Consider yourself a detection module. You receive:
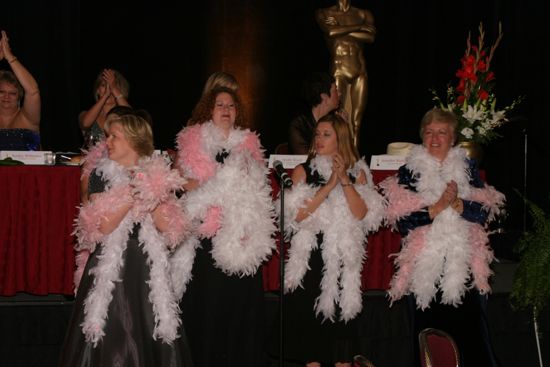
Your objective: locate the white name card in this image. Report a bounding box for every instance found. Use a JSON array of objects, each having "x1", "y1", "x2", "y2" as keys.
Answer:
[
  {"x1": 0, "y1": 151, "x2": 52, "y2": 165},
  {"x1": 370, "y1": 154, "x2": 406, "y2": 170},
  {"x1": 268, "y1": 154, "x2": 308, "y2": 169}
]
